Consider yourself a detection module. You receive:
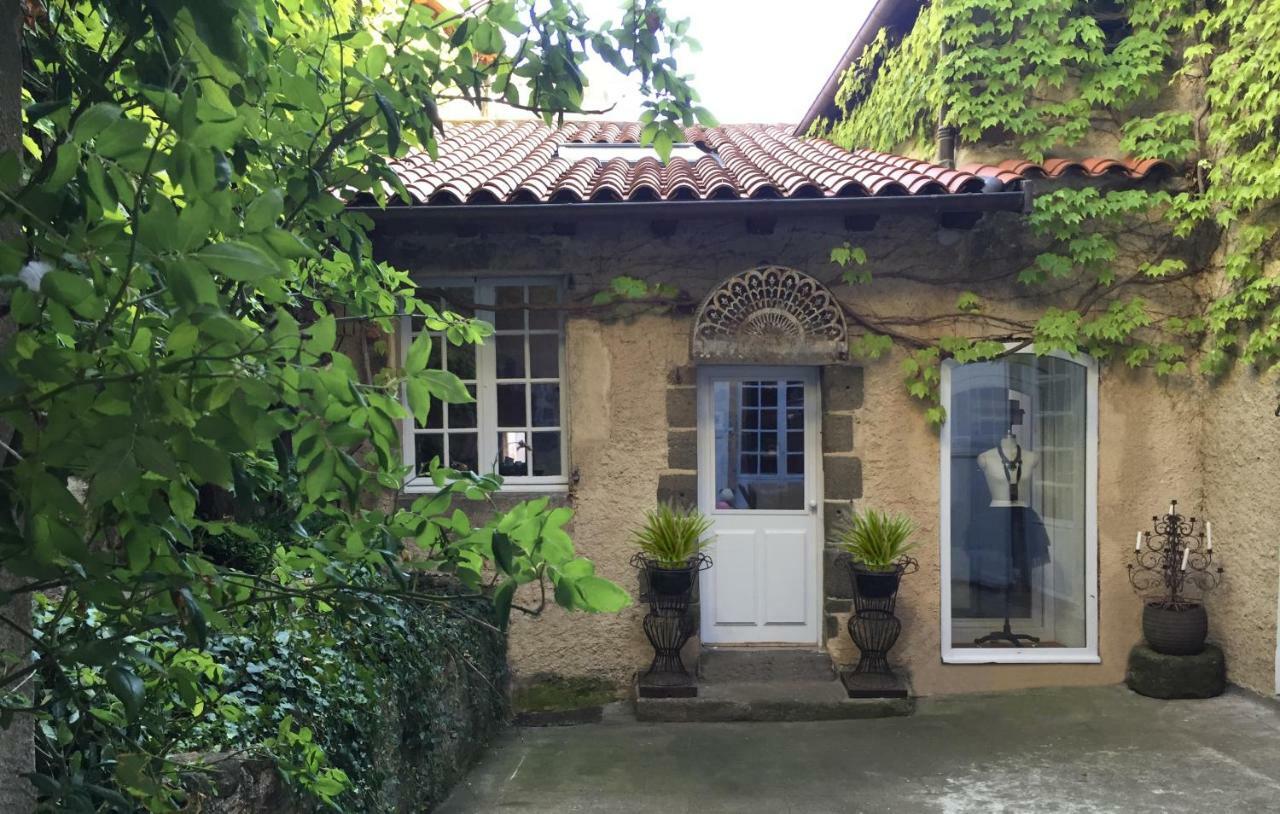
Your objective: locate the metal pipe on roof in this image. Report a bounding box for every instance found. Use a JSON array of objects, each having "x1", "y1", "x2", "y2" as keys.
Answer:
[{"x1": 936, "y1": 31, "x2": 956, "y2": 168}]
